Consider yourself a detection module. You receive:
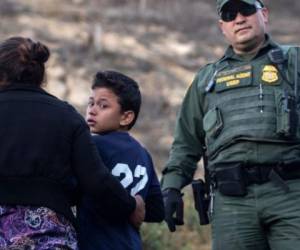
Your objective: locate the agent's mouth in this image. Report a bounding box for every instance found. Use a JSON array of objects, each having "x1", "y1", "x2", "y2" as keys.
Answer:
[{"x1": 235, "y1": 26, "x2": 251, "y2": 34}]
